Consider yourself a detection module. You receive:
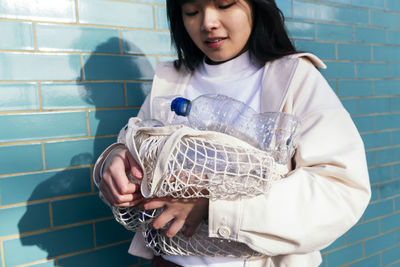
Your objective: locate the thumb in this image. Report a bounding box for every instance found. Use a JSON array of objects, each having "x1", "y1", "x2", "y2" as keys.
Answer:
[{"x1": 125, "y1": 149, "x2": 143, "y2": 180}]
